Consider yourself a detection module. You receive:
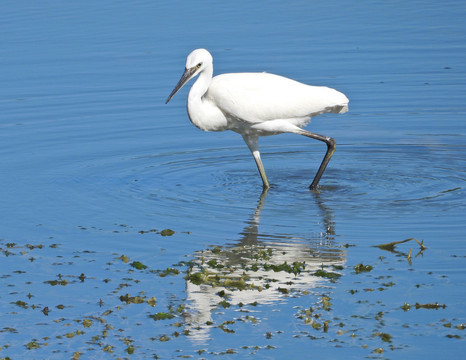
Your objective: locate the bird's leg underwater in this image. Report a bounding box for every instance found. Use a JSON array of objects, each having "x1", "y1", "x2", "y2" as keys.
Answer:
[
  {"x1": 242, "y1": 135, "x2": 270, "y2": 190},
  {"x1": 299, "y1": 130, "x2": 336, "y2": 190}
]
